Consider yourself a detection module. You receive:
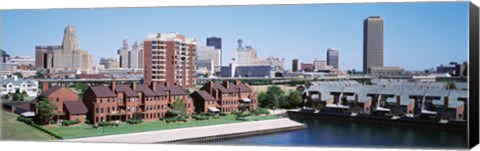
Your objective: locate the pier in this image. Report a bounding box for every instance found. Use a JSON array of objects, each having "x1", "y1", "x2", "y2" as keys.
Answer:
[{"x1": 63, "y1": 118, "x2": 306, "y2": 143}]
